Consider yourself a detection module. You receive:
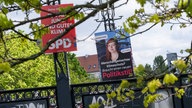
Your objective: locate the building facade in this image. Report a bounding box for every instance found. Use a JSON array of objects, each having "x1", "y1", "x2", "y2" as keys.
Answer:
[{"x1": 77, "y1": 54, "x2": 101, "y2": 81}]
